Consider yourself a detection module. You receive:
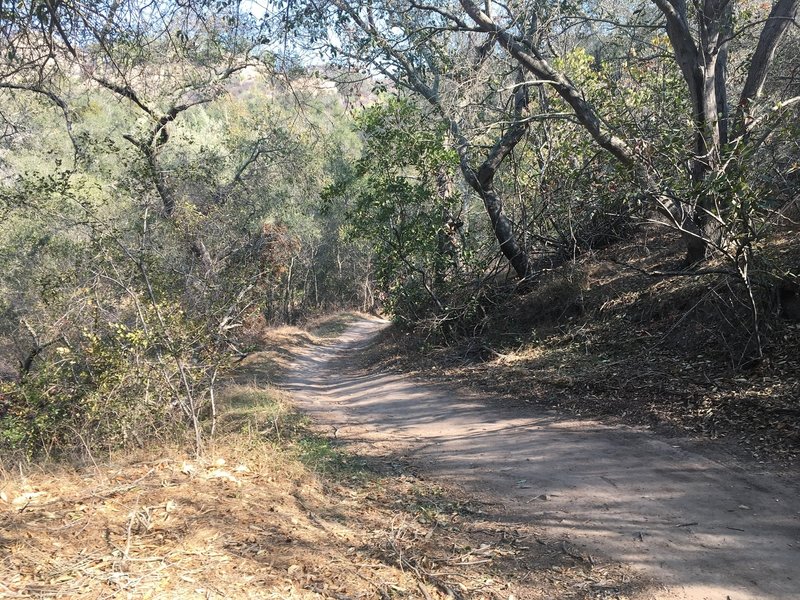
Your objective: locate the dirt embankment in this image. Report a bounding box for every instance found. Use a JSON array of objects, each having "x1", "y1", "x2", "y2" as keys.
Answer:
[{"x1": 365, "y1": 230, "x2": 800, "y2": 469}]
